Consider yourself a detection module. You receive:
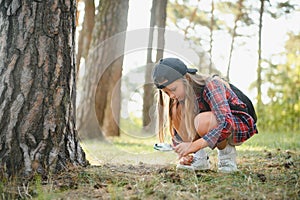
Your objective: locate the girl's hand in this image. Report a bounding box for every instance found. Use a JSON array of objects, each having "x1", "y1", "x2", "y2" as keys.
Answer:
[
  {"x1": 174, "y1": 142, "x2": 193, "y2": 158},
  {"x1": 179, "y1": 155, "x2": 193, "y2": 165}
]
